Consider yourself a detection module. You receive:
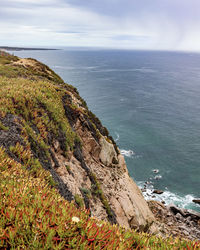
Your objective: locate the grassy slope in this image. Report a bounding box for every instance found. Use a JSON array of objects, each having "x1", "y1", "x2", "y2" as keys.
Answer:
[{"x1": 0, "y1": 52, "x2": 199, "y2": 249}]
